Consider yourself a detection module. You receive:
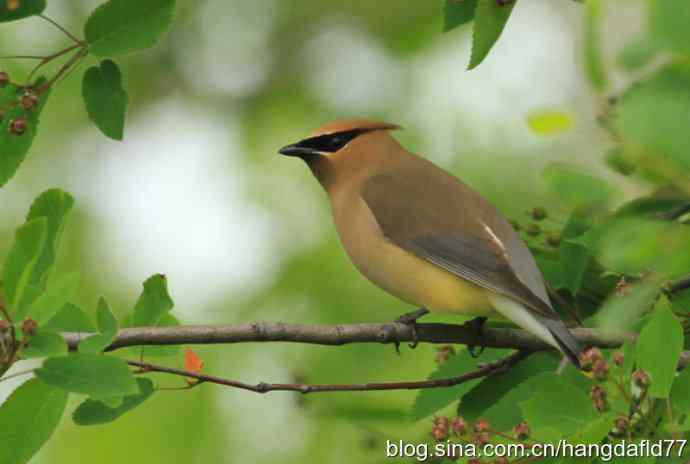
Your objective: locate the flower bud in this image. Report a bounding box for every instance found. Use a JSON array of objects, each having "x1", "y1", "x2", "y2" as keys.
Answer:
[
  {"x1": 451, "y1": 416, "x2": 467, "y2": 436},
  {"x1": 20, "y1": 93, "x2": 38, "y2": 111},
  {"x1": 473, "y1": 418, "x2": 491, "y2": 433},
  {"x1": 612, "y1": 351, "x2": 625, "y2": 367},
  {"x1": 593, "y1": 359, "x2": 609, "y2": 381},
  {"x1": 21, "y1": 318, "x2": 37, "y2": 336},
  {"x1": 530, "y1": 207, "x2": 547, "y2": 221},
  {"x1": 632, "y1": 369, "x2": 650, "y2": 389},
  {"x1": 513, "y1": 421, "x2": 530, "y2": 440},
  {"x1": 9, "y1": 117, "x2": 27, "y2": 135}
]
